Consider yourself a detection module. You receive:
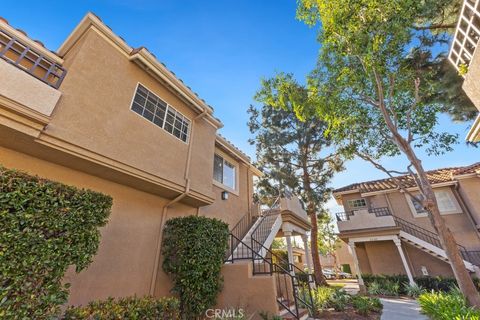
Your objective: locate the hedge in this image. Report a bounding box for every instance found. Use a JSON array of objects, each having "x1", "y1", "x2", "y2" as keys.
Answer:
[
  {"x1": 63, "y1": 296, "x2": 180, "y2": 319},
  {"x1": 362, "y1": 274, "x2": 480, "y2": 294},
  {"x1": 162, "y1": 216, "x2": 229, "y2": 319},
  {"x1": 0, "y1": 167, "x2": 112, "y2": 319}
]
